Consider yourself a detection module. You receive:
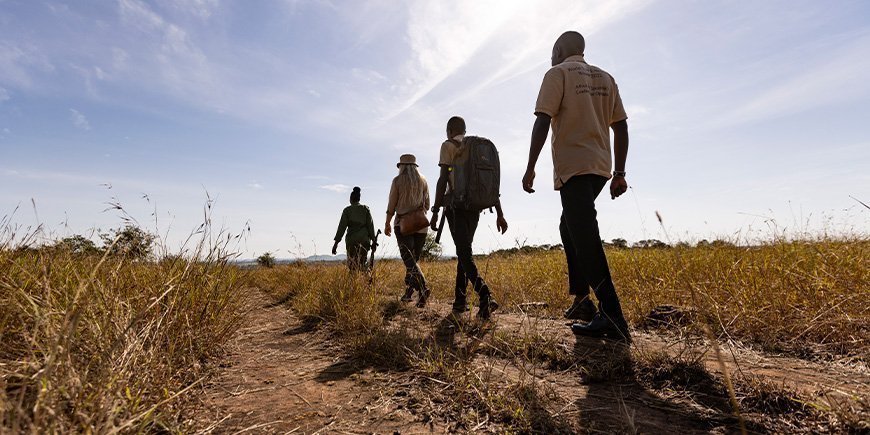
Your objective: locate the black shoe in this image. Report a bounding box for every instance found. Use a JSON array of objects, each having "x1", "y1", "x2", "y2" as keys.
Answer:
[
  {"x1": 477, "y1": 293, "x2": 498, "y2": 320},
  {"x1": 564, "y1": 296, "x2": 596, "y2": 322},
  {"x1": 400, "y1": 287, "x2": 414, "y2": 303},
  {"x1": 416, "y1": 288, "x2": 430, "y2": 308},
  {"x1": 451, "y1": 300, "x2": 468, "y2": 314},
  {"x1": 571, "y1": 314, "x2": 631, "y2": 342}
]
